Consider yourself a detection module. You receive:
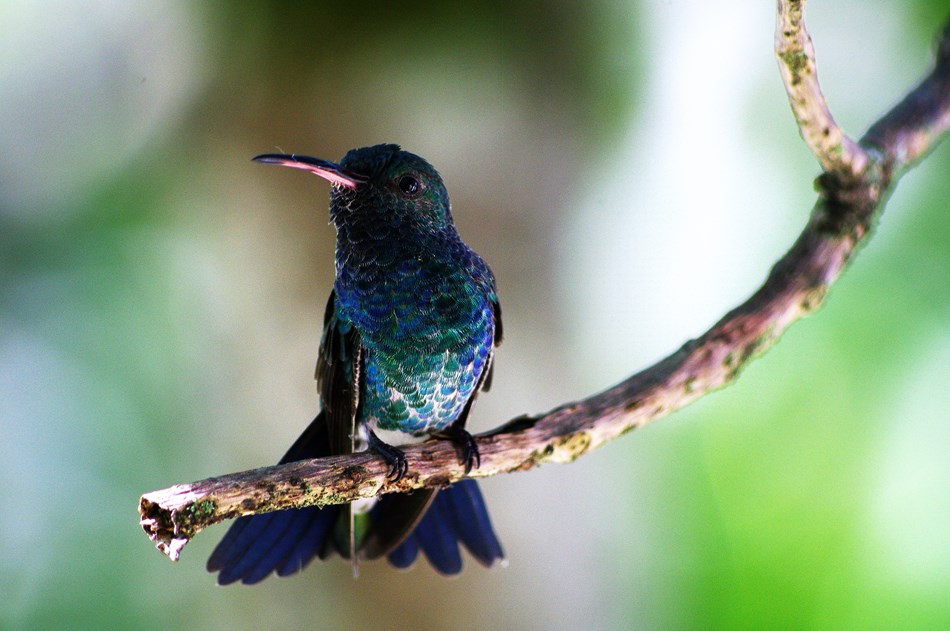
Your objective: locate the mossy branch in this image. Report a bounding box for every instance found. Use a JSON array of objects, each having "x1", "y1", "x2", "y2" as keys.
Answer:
[{"x1": 140, "y1": 3, "x2": 950, "y2": 562}]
